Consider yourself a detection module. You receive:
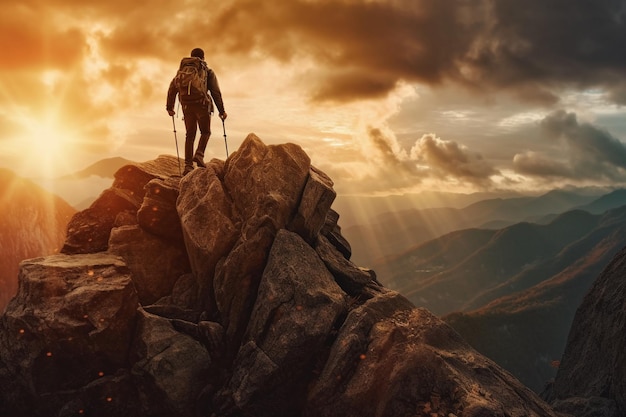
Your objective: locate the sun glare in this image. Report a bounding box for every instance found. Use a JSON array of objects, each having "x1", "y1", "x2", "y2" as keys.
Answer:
[{"x1": 16, "y1": 112, "x2": 76, "y2": 178}]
